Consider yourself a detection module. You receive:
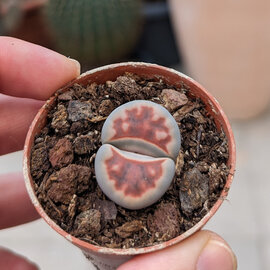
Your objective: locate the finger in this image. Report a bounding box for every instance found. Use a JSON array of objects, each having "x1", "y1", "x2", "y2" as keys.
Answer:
[
  {"x1": 0, "y1": 95, "x2": 43, "y2": 156},
  {"x1": 0, "y1": 36, "x2": 80, "y2": 100},
  {"x1": 0, "y1": 247, "x2": 38, "y2": 270},
  {"x1": 0, "y1": 173, "x2": 39, "y2": 230},
  {"x1": 118, "y1": 230, "x2": 237, "y2": 270}
]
